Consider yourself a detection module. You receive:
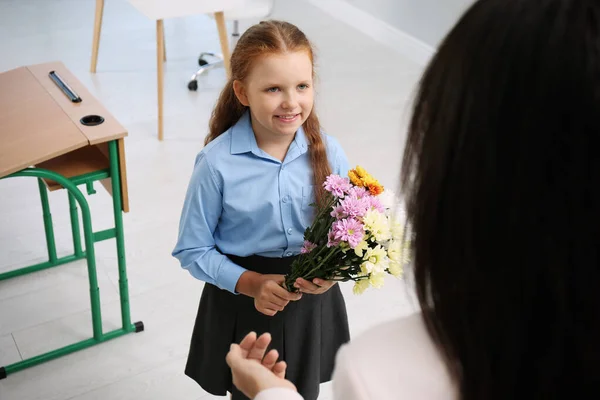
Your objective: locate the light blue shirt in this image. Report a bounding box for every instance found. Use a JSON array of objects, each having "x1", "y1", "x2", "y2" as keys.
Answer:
[{"x1": 172, "y1": 112, "x2": 350, "y2": 294}]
